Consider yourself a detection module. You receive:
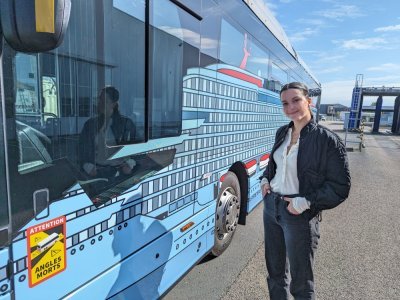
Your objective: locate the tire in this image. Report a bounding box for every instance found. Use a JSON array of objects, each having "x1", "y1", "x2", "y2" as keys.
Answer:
[{"x1": 211, "y1": 171, "x2": 241, "y2": 256}]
